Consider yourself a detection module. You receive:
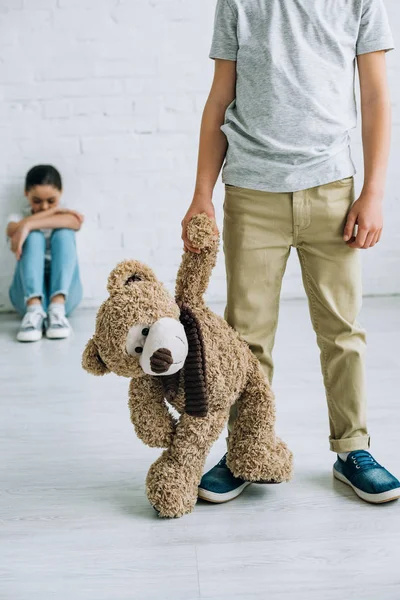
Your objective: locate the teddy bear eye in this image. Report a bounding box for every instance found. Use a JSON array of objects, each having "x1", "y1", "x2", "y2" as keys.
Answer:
[
  {"x1": 125, "y1": 274, "x2": 142, "y2": 285},
  {"x1": 142, "y1": 328, "x2": 149, "y2": 336},
  {"x1": 135, "y1": 347, "x2": 143, "y2": 354}
]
